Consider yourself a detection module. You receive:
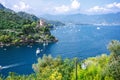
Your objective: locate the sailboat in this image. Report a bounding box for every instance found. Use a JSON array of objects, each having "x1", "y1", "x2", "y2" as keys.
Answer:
[{"x1": 36, "y1": 48, "x2": 40, "y2": 54}]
